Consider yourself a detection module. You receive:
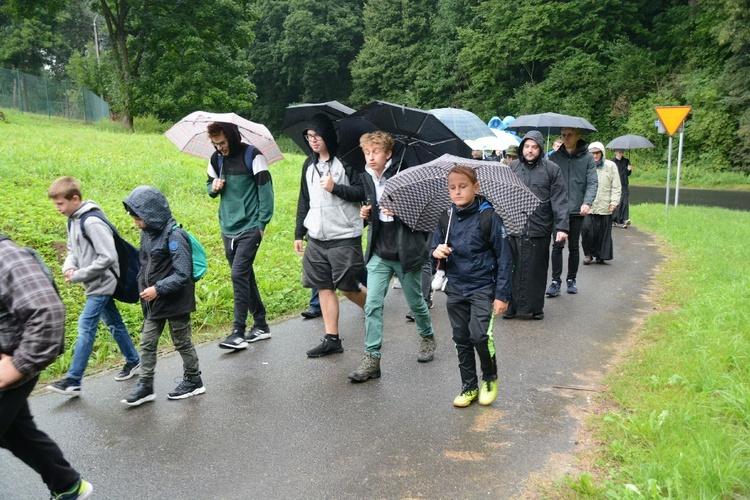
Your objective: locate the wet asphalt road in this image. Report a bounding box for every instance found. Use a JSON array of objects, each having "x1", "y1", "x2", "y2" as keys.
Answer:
[{"x1": 2, "y1": 226, "x2": 661, "y2": 499}]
